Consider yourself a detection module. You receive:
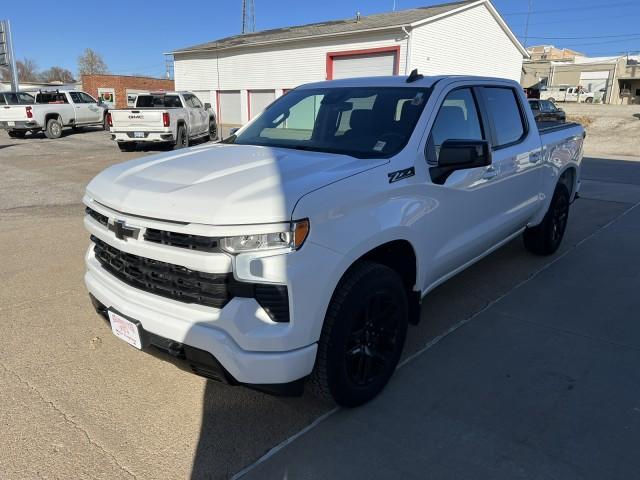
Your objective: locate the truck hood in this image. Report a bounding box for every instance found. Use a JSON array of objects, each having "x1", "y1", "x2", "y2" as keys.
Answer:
[{"x1": 86, "y1": 143, "x2": 385, "y2": 225}]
